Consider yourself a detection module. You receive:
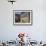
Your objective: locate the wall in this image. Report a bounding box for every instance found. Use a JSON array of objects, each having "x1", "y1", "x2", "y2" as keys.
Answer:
[{"x1": 0, "y1": 0, "x2": 46, "y2": 42}]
